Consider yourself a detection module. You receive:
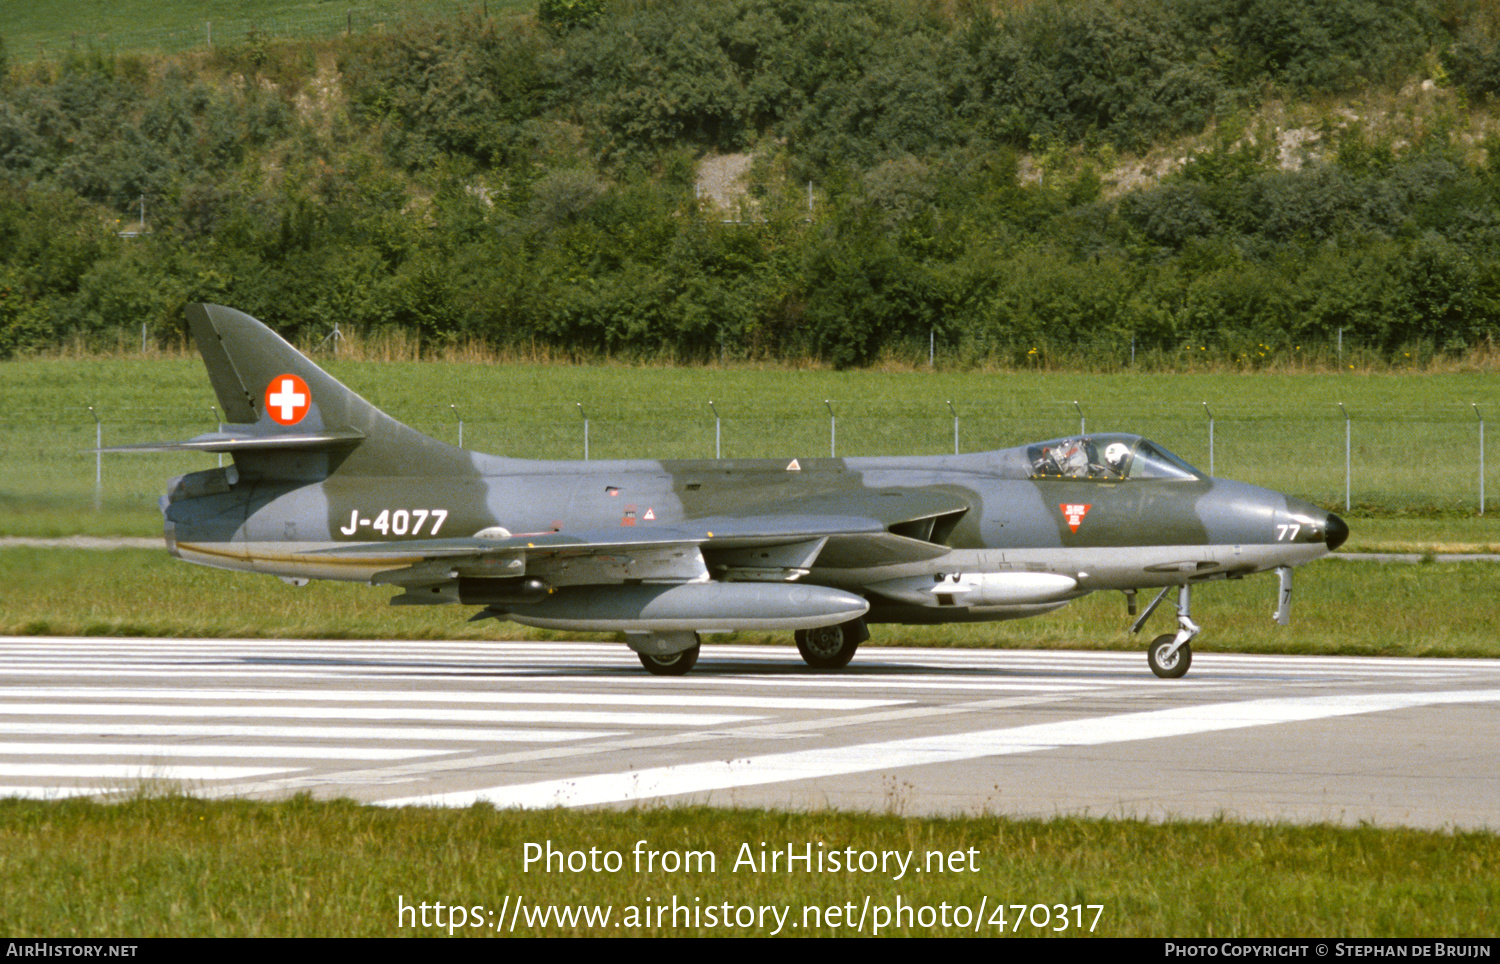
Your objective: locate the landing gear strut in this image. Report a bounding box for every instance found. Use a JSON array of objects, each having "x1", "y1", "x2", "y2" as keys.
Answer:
[{"x1": 1133, "y1": 584, "x2": 1200, "y2": 679}]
